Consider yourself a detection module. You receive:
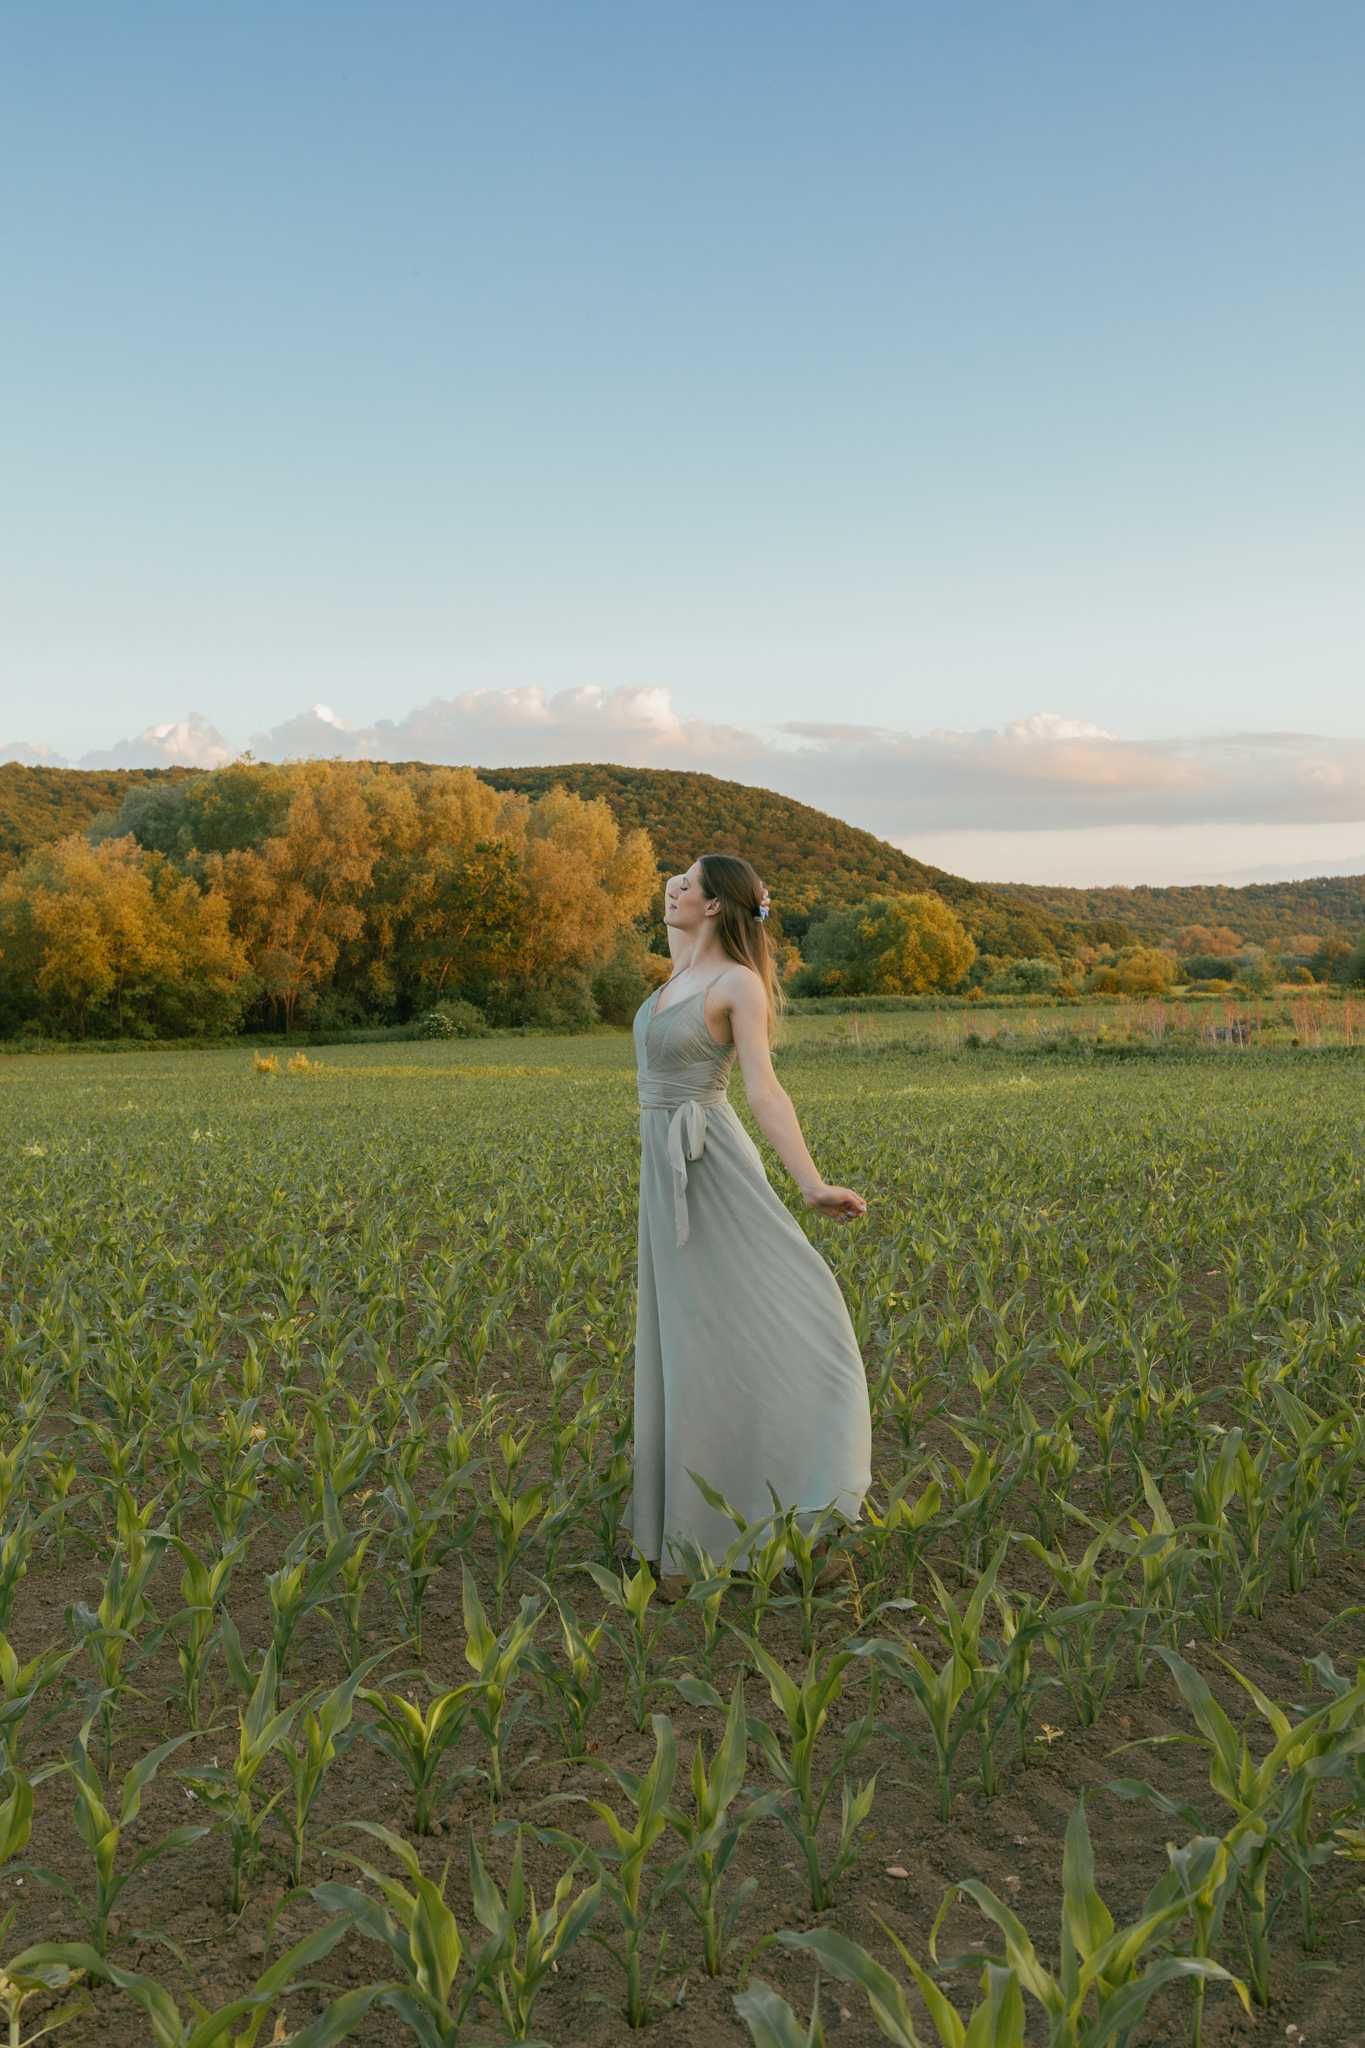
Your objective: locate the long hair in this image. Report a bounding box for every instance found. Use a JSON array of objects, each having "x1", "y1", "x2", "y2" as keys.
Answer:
[{"x1": 697, "y1": 853, "x2": 786, "y2": 1043}]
